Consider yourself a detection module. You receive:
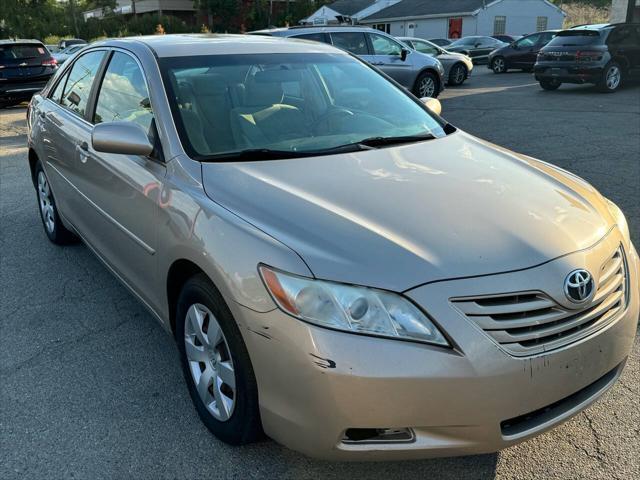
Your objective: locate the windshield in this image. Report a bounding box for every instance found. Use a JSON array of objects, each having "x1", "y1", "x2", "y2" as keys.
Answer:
[
  {"x1": 546, "y1": 31, "x2": 603, "y2": 47},
  {"x1": 159, "y1": 53, "x2": 447, "y2": 160}
]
